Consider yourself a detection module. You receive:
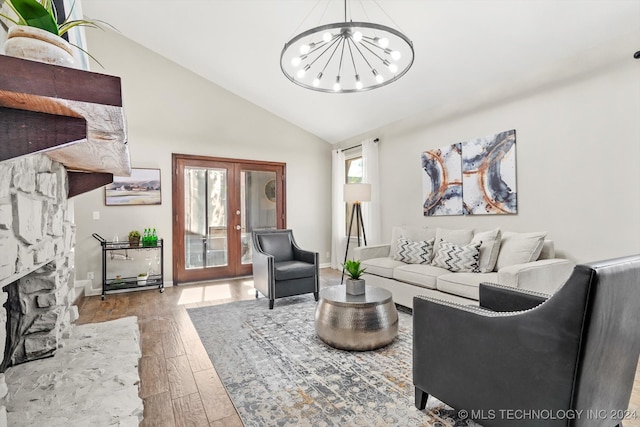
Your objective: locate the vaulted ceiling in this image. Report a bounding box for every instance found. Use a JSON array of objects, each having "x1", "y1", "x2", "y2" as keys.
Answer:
[{"x1": 81, "y1": 0, "x2": 640, "y2": 144}]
